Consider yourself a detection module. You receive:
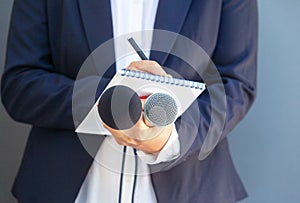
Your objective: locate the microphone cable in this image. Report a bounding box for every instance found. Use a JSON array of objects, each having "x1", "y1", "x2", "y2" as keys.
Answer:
[
  {"x1": 118, "y1": 146, "x2": 127, "y2": 203},
  {"x1": 131, "y1": 148, "x2": 138, "y2": 203},
  {"x1": 118, "y1": 147, "x2": 138, "y2": 203}
]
